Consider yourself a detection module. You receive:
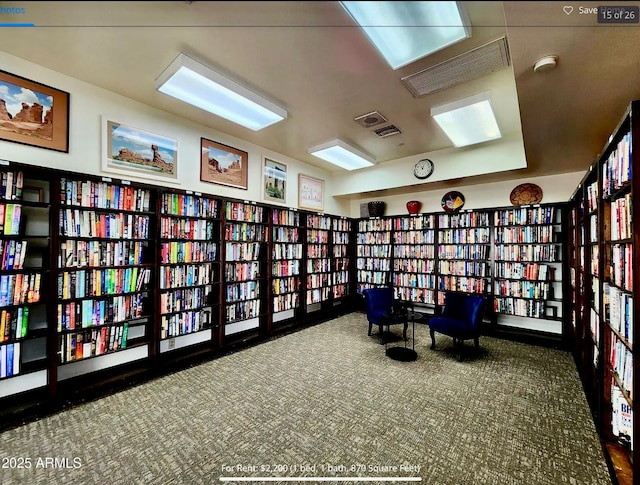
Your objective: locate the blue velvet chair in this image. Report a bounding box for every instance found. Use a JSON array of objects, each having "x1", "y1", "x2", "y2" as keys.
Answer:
[
  {"x1": 429, "y1": 292, "x2": 486, "y2": 361},
  {"x1": 362, "y1": 287, "x2": 408, "y2": 342}
]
